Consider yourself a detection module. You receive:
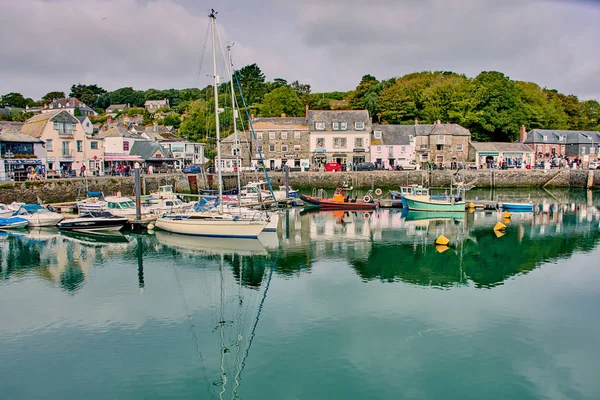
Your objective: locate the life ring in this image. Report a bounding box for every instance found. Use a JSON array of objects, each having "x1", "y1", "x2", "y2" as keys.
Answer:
[
  {"x1": 363, "y1": 195, "x2": 373, "y2": 203},
  {"x1": 364, "y1": 212, "x2": 371, "y2": 219},
  {"x1": 374, "y1": 188, "x2": 383, "y2": 196}
]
